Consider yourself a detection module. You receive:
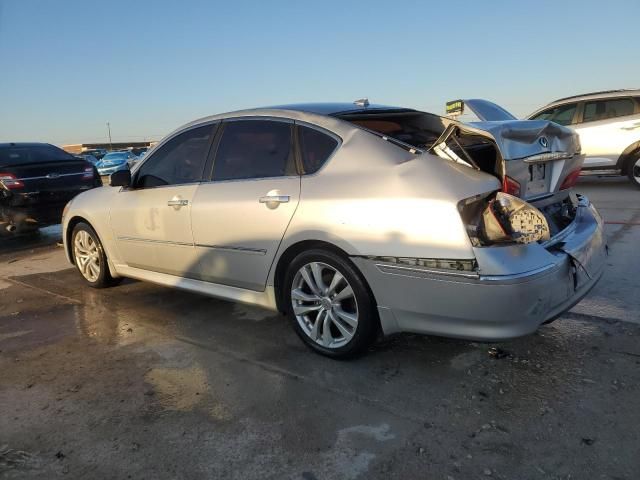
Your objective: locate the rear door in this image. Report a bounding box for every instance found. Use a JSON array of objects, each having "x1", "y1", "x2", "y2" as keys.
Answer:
[
  {"x1": 572, "y1": 97, "x2": 640, "y2": 168},
  {"x1": 190, "y1": 118, "x2": 300, "y2": 291},
  {"x1": 109, "y1": 123, "x2": 216, "y2": 276}
]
